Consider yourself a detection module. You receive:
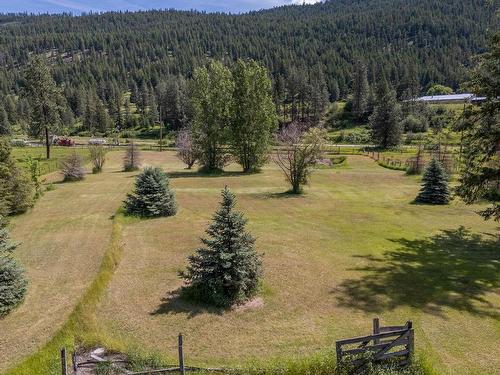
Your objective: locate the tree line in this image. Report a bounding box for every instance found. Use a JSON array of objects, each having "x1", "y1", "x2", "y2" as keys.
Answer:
[{"x1": 0, "y1": 0, "x2": 496, "y2": 137}]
